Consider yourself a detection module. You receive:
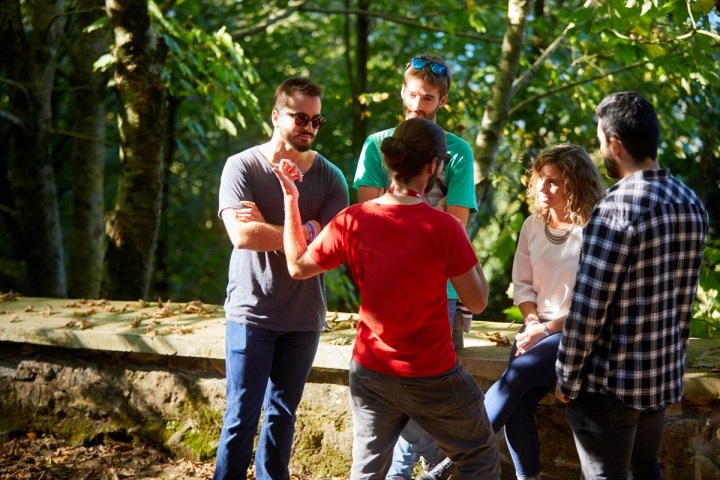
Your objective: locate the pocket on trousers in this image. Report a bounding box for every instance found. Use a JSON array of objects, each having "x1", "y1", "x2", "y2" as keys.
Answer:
[
  {"x1": 349, "y1": 361, "x2": 376, "y2": 409},
  {"x1": 400, "y1": 367, "x2": 482, "y2": 416}
]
